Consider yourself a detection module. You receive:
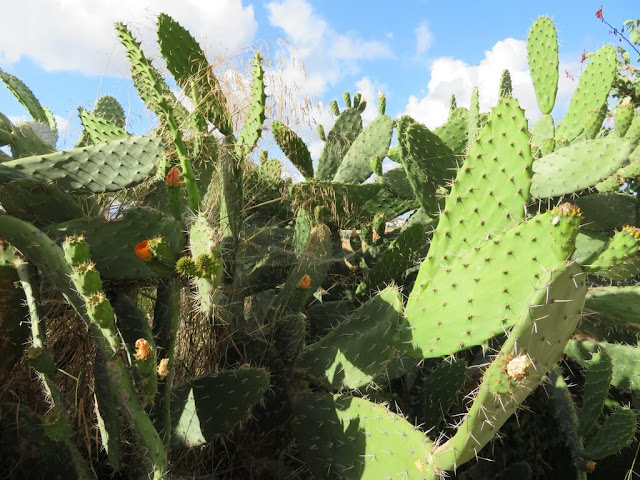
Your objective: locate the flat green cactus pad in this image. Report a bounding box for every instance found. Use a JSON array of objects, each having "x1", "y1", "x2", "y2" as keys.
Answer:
[
  {"x1": 315, "y1": 108, "x2": 362, "y2": 181},
  {"x1": 297, "y1": 286, "x2": 404, "y2": 389},
  {"x1": 292, "y1": 393, "x2": 436, "y2": 479},
  {"x1": 2, "y1": 135, "x2": 162, "y2": 193},
  {"x1": 171, "y1": 368, "x2": 270, "y2": 448},
  {"x1": 406, "y1": 207, "x2": 580, "y2": 359},
  {"x1": 531, "y1": 136, "x2": 632, "y2": 198}
]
